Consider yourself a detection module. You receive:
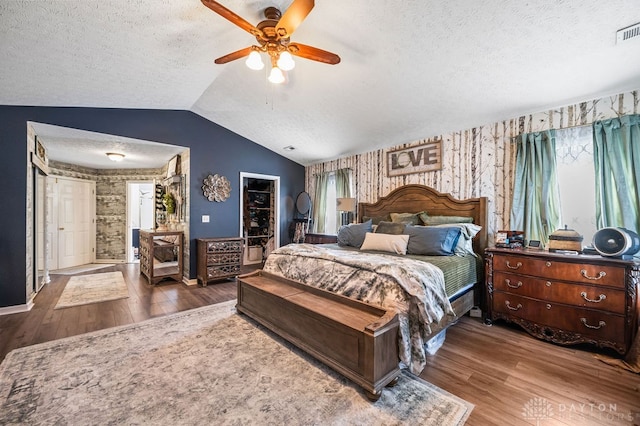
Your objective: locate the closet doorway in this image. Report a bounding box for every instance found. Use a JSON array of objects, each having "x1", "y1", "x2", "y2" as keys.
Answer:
[{"x1": 239, "y1": 172, "x2": 280, "y2": 265}]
